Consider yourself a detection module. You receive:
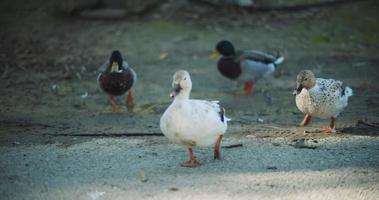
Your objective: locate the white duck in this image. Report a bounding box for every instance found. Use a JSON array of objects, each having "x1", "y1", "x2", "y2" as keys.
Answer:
[
  {"x1": 160, "y1": 70, "x2": 229, "y2": 167},
  {"x1": 293, "y1": 70, "x2": 353, "y2": 133}
]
